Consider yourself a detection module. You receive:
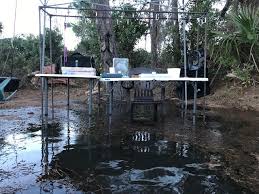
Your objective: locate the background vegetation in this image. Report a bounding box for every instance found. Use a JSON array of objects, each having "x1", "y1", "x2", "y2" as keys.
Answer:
[{"x1": 0, "y1": 0, "x2": 258, "y2": 87}]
